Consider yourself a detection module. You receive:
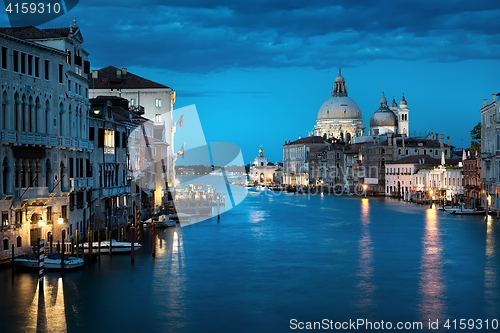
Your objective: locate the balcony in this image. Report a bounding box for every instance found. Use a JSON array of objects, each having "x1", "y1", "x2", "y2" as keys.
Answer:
[
  {"x1": 99, "y1": 185, "x2": 129, "y2": 197},
  {"x1": 1, "y1": 131, "x2": 94, "y2": 151},
  {"x1": 15, "y1": 187, "x2": 49, "y2": 200},
  {"x1": 69, "y1": 178, "x2": 94, "y2": 190}
]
